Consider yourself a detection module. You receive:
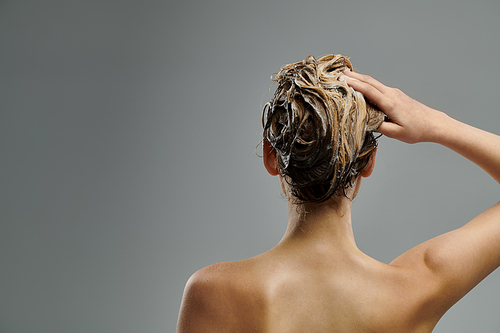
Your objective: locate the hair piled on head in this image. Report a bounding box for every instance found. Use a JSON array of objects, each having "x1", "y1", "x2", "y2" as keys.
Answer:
[{"x1": 262, "y1": 54, "x2": 384, "y2": 203}]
